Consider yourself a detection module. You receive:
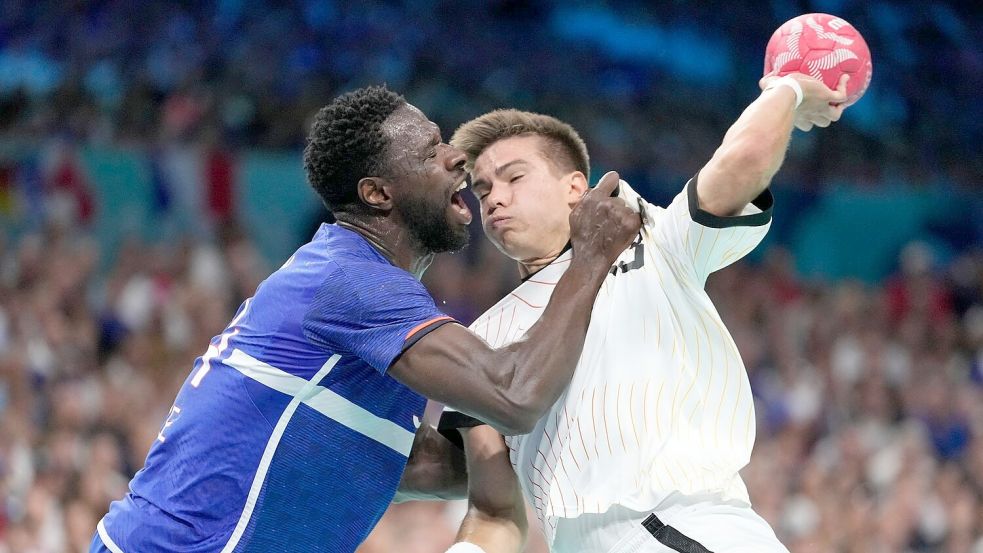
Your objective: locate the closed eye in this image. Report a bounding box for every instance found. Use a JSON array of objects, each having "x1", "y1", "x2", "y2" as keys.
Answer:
[{"x1": 510, "y1": 174, "x2": 524, "y2": 183}]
